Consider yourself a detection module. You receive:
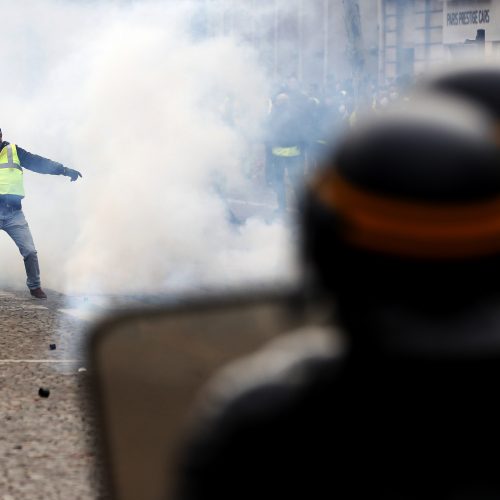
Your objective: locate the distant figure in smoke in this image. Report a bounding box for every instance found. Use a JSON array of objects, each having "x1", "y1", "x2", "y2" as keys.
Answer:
[
  {"x1": 265, "y1": 93, "x2": 305, "y2": 215},
  {"x1": 308, "y1": 94, "x2": 344, "y2": 172},
  {"x1": 0, "y1": 128, "x2": 82, "y2": 299}
]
